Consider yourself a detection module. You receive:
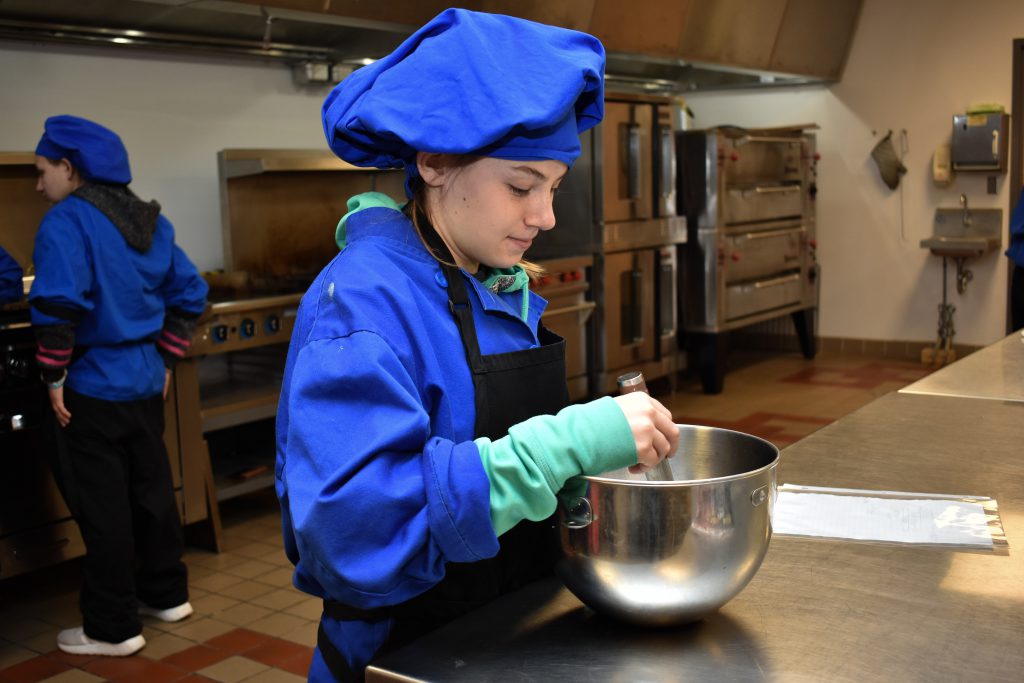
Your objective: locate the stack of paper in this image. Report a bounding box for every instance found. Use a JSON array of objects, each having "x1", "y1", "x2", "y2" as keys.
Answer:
[{"x1": 772, "y1": 484, "x2": 1006, "y2": 550}]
